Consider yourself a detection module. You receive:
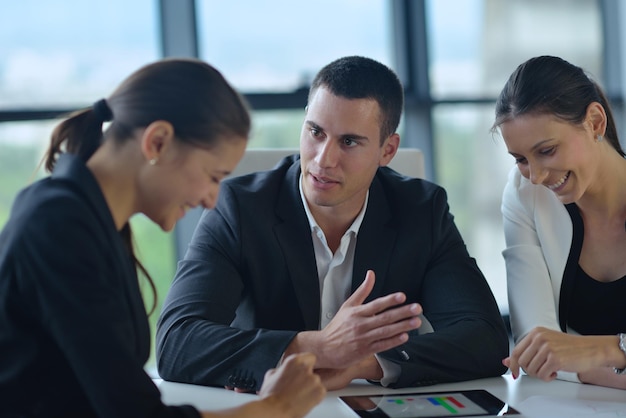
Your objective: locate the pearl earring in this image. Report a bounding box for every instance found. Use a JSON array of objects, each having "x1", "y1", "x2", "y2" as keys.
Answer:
[{"x1": 149, "y1": 158, "x2": 158, "y2": 165}]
